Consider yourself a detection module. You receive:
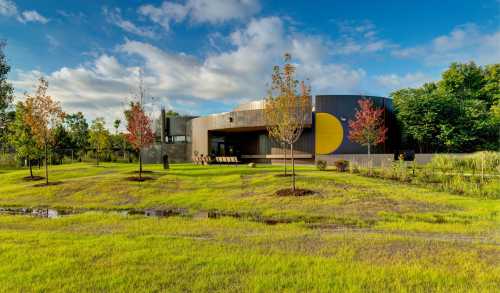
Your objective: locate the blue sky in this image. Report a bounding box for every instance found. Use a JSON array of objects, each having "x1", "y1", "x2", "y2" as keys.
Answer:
[{"x1": 1, "y1": 0, "x2": 499, "y2": 124}]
